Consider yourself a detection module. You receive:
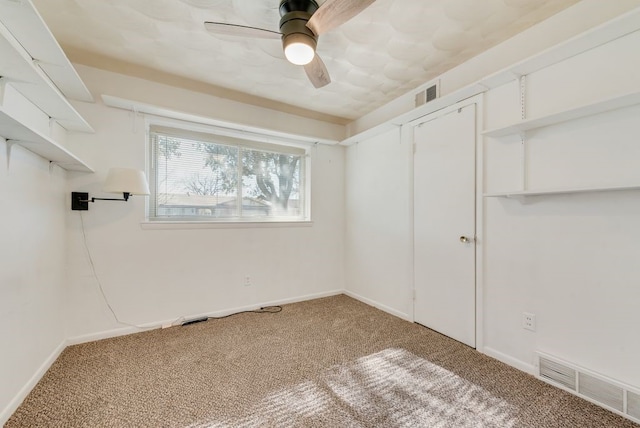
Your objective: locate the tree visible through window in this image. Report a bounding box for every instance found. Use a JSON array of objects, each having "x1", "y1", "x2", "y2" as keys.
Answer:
[{"x1": 149, "y1": 127, "x2": 307, "y2": 221}]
